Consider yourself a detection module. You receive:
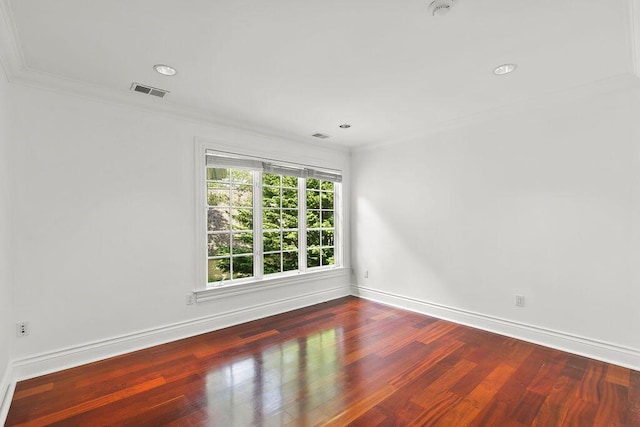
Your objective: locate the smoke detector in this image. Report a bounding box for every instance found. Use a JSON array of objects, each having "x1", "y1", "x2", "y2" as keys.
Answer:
[{"x1": 428, "y1": 0, "x2": 457, "y2": 16}]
